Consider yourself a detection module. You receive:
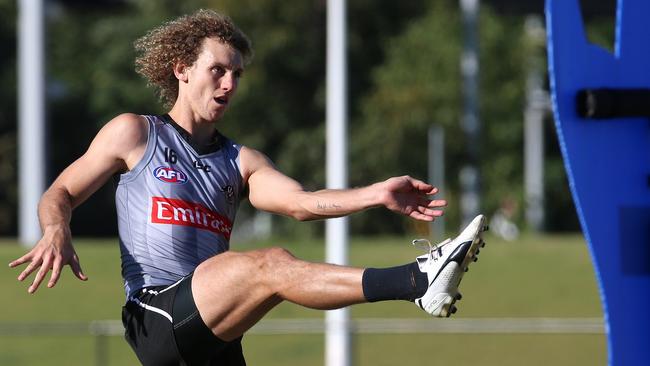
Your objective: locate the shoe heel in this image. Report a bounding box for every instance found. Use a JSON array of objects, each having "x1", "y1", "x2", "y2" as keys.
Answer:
[
  {"x1": 423, "y1": 293, "x2": 455, "y2": 317},
  {"x1": 440, "y1": 296, "x2": 457, "y2": 317}
]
